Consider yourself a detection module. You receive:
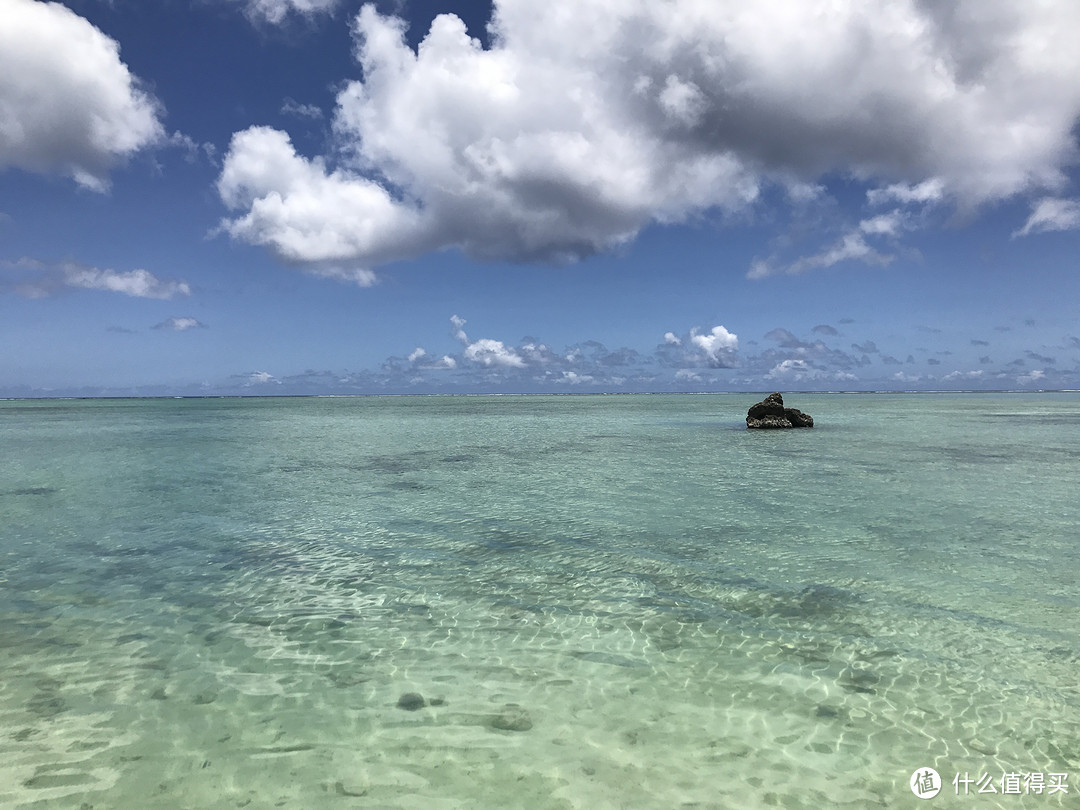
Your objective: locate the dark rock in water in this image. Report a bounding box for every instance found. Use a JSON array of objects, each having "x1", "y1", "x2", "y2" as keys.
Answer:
[
  {"x1": 490, "y1": 704, "x2": 533, "y2": 732},
  {"x1": 746, "y1": 392, "x2": 814, "y2": 429},
  {"x1": 396, "y1": 692, "x2": 426, "y2": 711}
]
